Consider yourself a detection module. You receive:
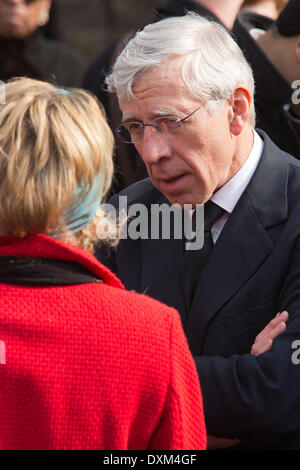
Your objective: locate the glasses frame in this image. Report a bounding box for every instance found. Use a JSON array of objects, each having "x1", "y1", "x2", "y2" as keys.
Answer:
[{"x1": 116, "y1": 102, "x2": 206, "y2": 144}]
